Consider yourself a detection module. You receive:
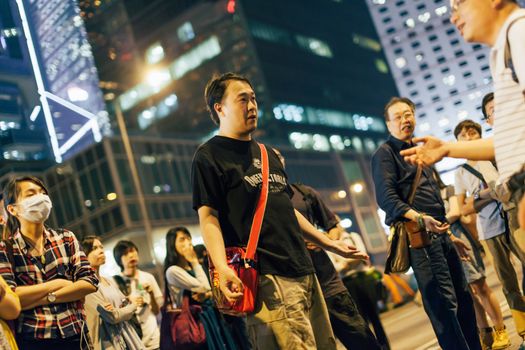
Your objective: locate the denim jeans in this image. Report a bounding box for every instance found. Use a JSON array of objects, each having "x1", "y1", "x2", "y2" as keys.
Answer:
[{"x1": 410, "y1": 234, "x2": 481, "y2": 350}]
